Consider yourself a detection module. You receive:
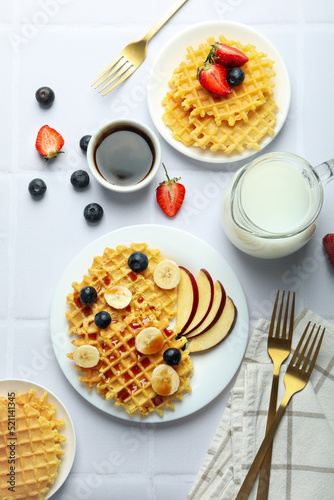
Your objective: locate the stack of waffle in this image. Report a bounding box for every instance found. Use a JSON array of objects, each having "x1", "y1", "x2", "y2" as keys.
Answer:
[
  {"x1": 66, "y1": 243, "x2": 193, "y2": 417},
  {"x1": 0, "y1": 389, "x2": 66, "y2": 500},
  {"x1": 162, "y1": 35, "x2": 279, "y2": 154}
]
